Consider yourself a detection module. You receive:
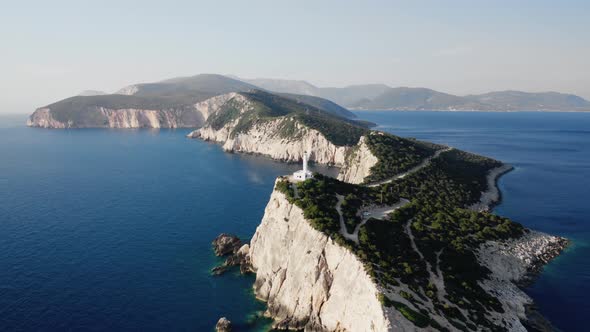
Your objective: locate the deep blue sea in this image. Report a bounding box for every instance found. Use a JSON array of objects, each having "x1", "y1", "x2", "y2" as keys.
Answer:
[{"x1": 0, "y1": 111, "x2": 588, "y2": 331}]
